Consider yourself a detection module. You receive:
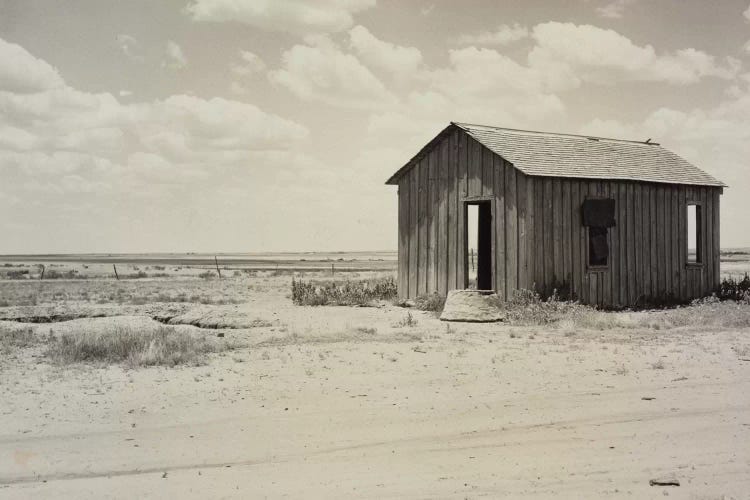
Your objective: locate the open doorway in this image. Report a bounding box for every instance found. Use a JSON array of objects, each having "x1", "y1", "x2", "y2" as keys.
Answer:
[{"x1": 465, "y1": 201, "x2": 493, "y2": 290}]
